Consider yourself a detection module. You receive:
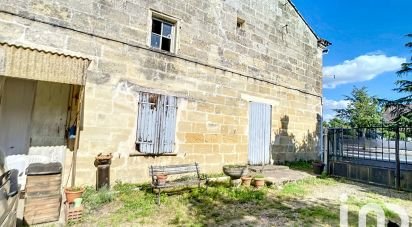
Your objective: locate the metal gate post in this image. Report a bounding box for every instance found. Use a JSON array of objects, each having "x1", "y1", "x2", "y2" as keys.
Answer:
[
  {"x1": 395, "y1": 125, "x2": 401, "y2": 190},
  {"x1": 324, "y1": 128, "x2": 329, "y2": 174},
  {"x1": 333, "y1": 129, "x2": 337, "y2": 161}
]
